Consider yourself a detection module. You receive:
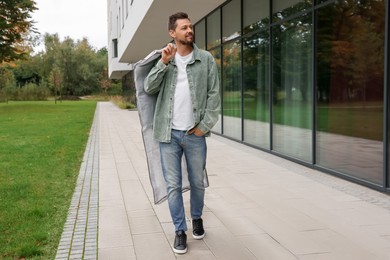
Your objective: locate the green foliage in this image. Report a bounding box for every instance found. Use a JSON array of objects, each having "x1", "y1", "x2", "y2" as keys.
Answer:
[
  {"x1": 15, "y1": 82, "x2": 50, "y2": 100},
  {"x1": 110, "y1": 95, "x2": 136, "y2": 109},
  {"x1": 1, "y1": 33, "x2": 116, "y2": 100},
  {"x1": 0, "y1": 0, "x2": 38, "y2": 62},
  {"x1": 106, "y1": 80, "x2": 122, "y2": 95},
  {"x1": 40, "y1": 34, "x2": 110, "y2": 96},
  {"x1": 0, "y1": 101, "x2": 97, "y2": 259},
  {"x1": 12, "y1": 54, "x2": 42, "y2": 85},
  {"x1": 0, "y1": 80, "x2": 49, "y2": 101},
  {"x1": 48, "y1": 66, "x2": 63, "y2": 102},
  {"x1": 0, "y1": 66, "x2": 16, "y2": 102}
]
